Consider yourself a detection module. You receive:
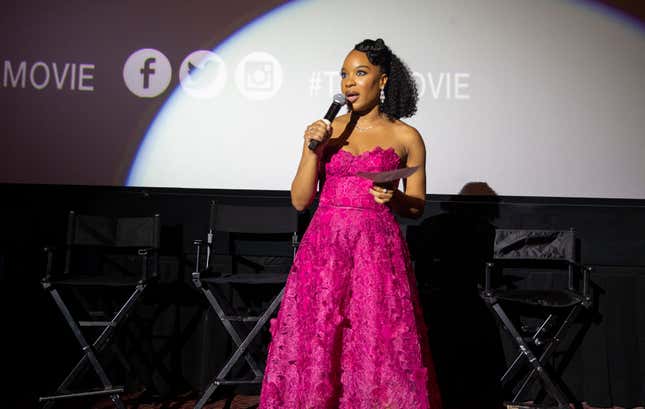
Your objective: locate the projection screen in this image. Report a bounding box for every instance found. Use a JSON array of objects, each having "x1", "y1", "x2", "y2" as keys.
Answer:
[{"x1": 1, "y1": 0, "x2": 644, "y2": 199}]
